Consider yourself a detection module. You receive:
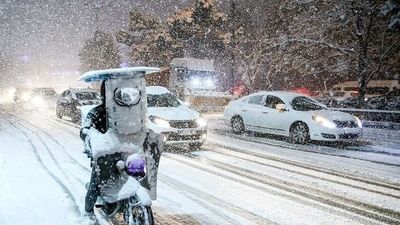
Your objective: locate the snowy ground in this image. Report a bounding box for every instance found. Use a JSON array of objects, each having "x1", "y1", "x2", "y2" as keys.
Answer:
[{"x1": 0, "y1": 104, "x2": 400, "y2": 225}]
